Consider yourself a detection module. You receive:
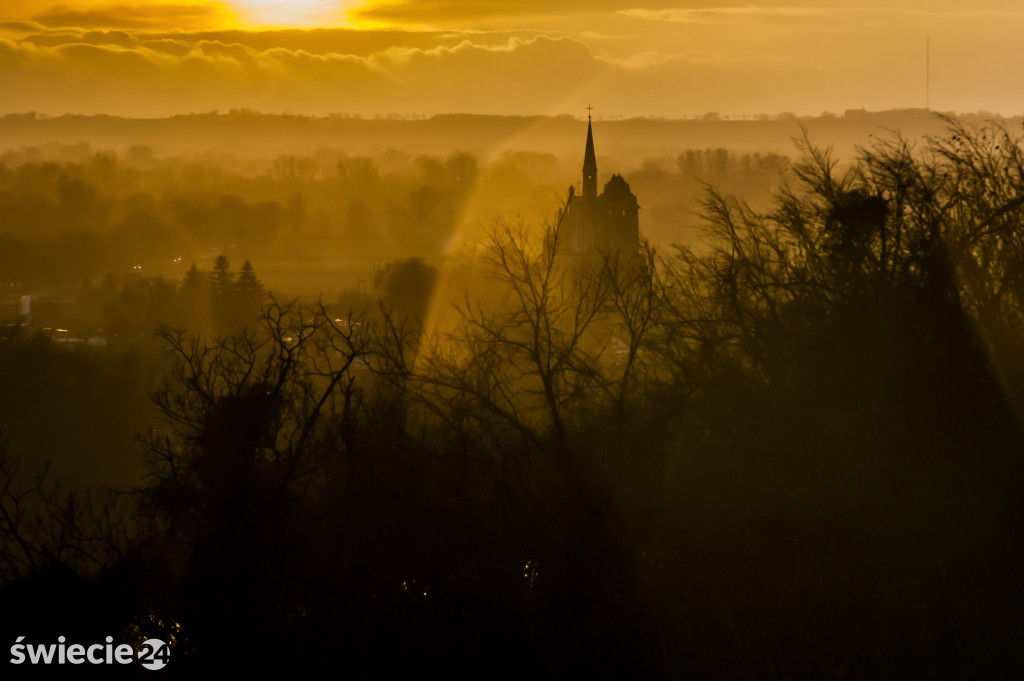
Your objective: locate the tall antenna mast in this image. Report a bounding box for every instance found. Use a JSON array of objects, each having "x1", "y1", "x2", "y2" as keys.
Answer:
[{"x1": 926, "y1": 34, "x2": 930, "y2": 110}]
